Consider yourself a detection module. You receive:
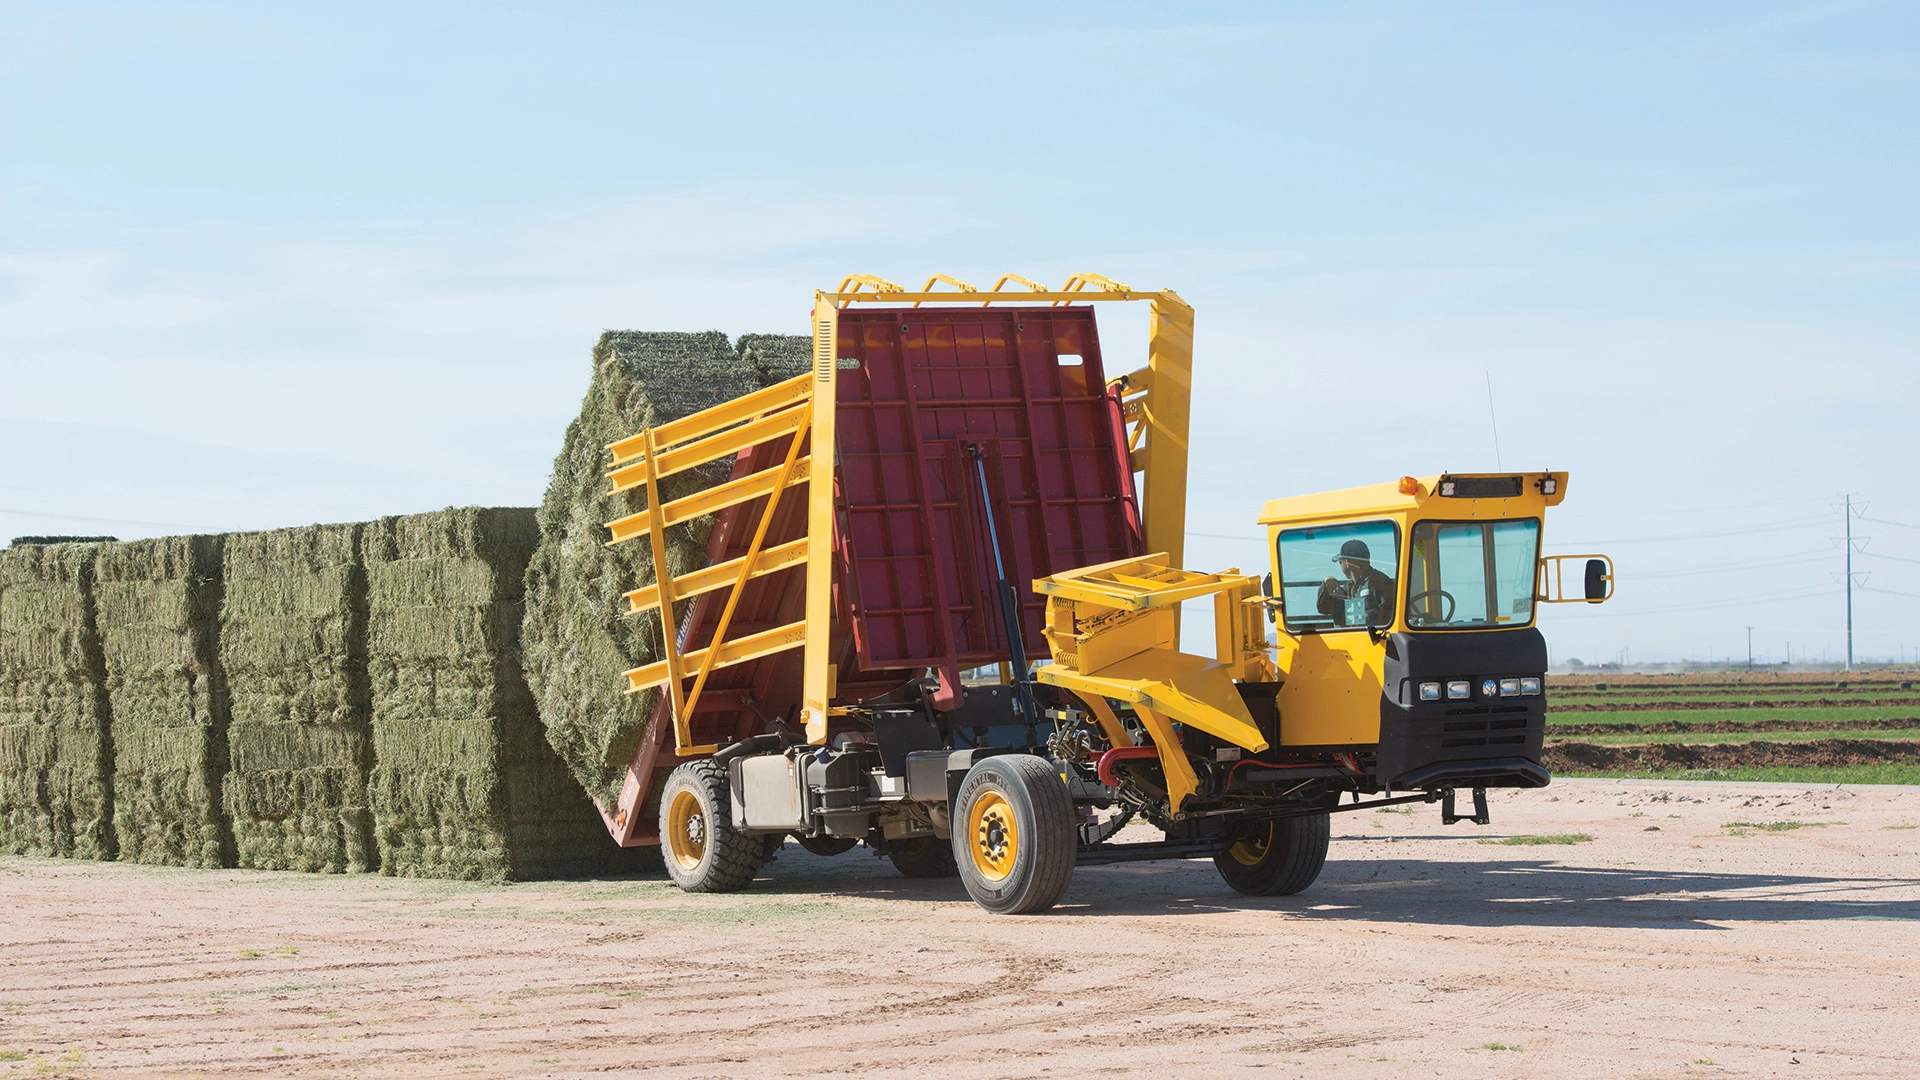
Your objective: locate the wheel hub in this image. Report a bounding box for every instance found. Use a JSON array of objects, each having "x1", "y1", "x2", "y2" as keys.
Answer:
[
  {"x1": 666, "y1": 789, "x2": 709, "y2": 871},
  {"x1": 968, "y1": 790, "x2": 1020, "y2": 882}
]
